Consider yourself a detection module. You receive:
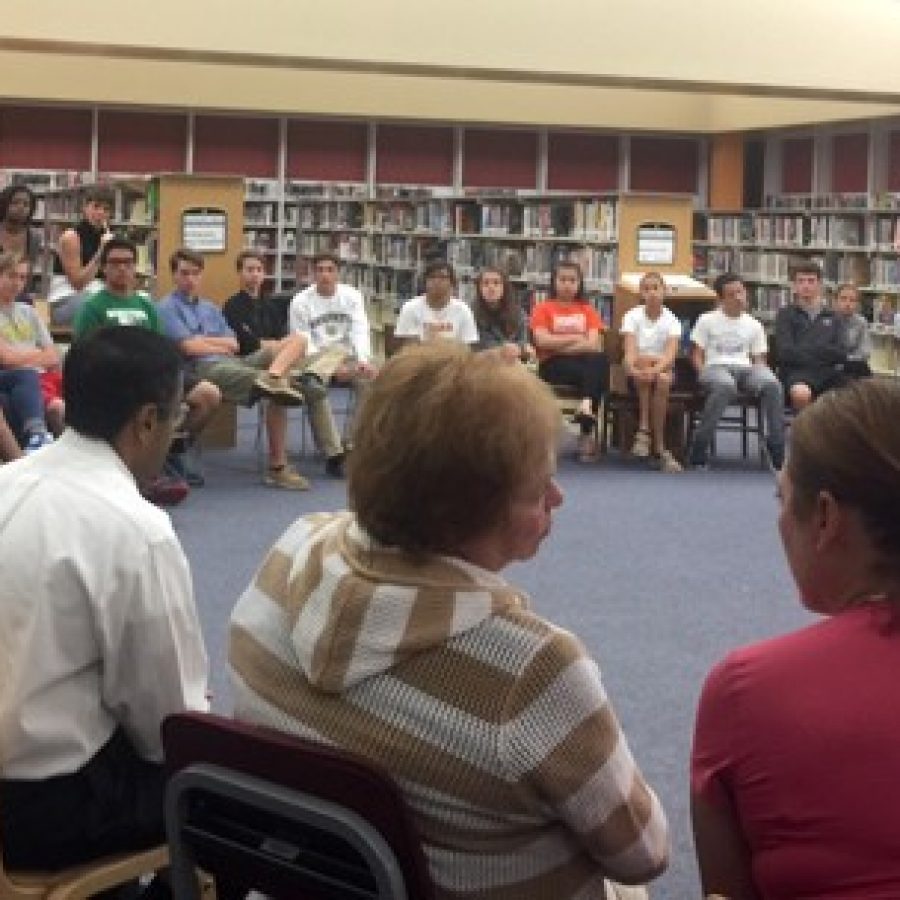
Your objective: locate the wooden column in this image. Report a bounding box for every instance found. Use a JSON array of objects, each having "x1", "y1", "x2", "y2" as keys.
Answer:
[{"x1": 708, "y1": 133, "x2": 745, "y2": 210}]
